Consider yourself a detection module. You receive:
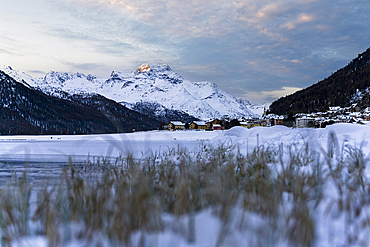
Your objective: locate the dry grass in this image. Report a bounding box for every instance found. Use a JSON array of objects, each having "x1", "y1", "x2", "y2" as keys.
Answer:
[
  {"x1": 1, "y1": 137, "x2": 370, "y2": 246},
  {"x1": 0, "y1": 172, "x2": 31, "y2": 246}
]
